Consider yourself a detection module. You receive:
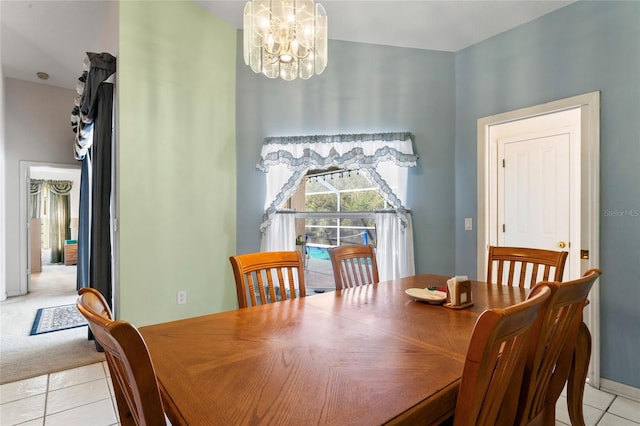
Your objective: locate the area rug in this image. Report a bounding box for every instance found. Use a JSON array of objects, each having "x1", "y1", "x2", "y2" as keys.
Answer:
[{"x1": 30, "y1": 304, "x2": 87, "y2": 335}]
